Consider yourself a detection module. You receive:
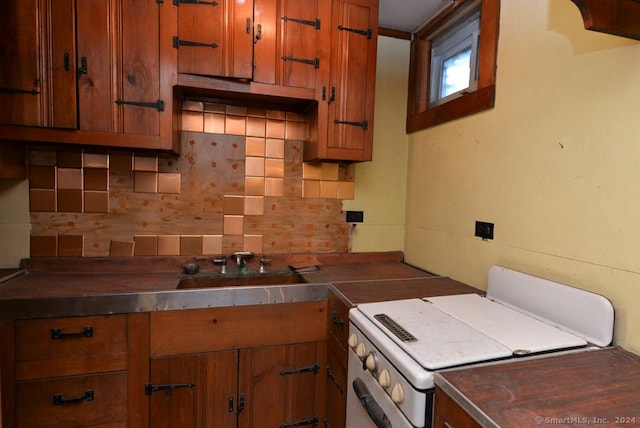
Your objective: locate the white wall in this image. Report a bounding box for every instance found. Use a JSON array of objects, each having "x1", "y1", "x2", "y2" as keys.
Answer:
[
  {"x1": 0, "y1": 179, "x2": 30, "y2": 268},
  {"x1": 404, "y1": 0, "x2": 640, "y2": 353},
  {"x1": 343, "y1": 36, "x2": 410, "y2": 252}
]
